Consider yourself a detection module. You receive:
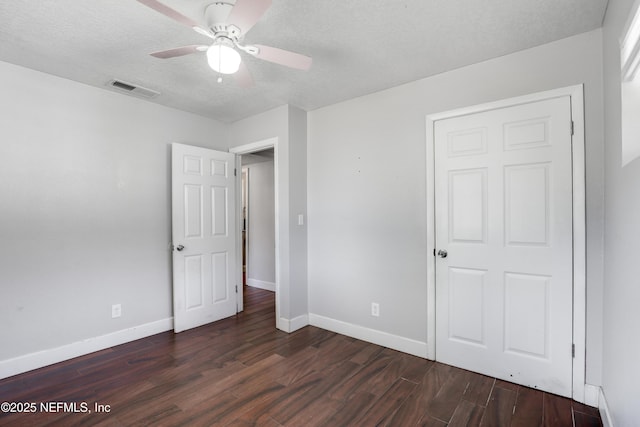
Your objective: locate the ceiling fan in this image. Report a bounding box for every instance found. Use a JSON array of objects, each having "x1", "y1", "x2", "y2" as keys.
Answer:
[{"x1": 137, "y1": 0, "x2": 313, "y2": 87}]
